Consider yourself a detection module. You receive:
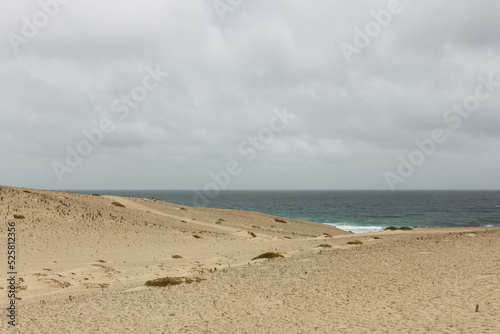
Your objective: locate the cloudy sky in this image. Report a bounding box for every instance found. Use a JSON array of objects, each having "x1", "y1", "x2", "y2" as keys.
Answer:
[{"x1": 1, "y1": 0, "x2": 499, "y2": 191}]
